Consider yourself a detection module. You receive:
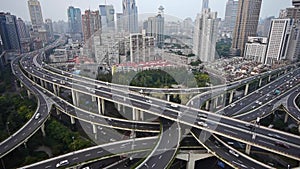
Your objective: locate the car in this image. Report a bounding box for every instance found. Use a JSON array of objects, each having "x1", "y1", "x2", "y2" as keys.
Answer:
[
  {"x1": 145, "y1": 100, "x2": 152, "y2": 103},
  {"x1": 110, "y1": 138, "x2": 116, "y2": 142},
  {"x1": 34, "y1": 113, "x2": 40, "y2": 120},
  {"x1": 52, "y1": 79, "x2": 57, "y2": 82},
  {"x1": 275, "y1": 141, "x2": 290, "y2": 149},
  {"x1": 82, "y1": 167, "x2": 90, "y2": 169},
  {"x1": 229, "y1": 149, "x2": 239, "y2": 157},
  {"x1": 56, "y1": 160, "x2": 69, "y2": 168},
  {"x1": 197, "y1": 121, "x2": 208, "y2": 127},
  {"x1": 170, "y1": 104, "x2": 178, "y2": 108},
  {"x1": 230, "y1": 103, "x2": 236, "y2": 107}
]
